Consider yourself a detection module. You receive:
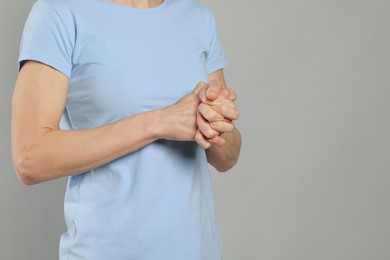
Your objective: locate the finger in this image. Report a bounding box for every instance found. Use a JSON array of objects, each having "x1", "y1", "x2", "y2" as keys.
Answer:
[
  {"x1": 195, "y1": 129, "x2": 225, "y2": 148},
  {"x1": 205, "y1": 80, "x2": 223, "y2": 101},
  {"x1": 210, "y1": 121, "x2": 235, "y2": 133},
  {"x1": 197, "y1": 111, "x2": 220, "y2": 139},
  {"x1": 192, "y1": 81, "x2": 208, "y2": 95},
  {"x1": 220, "y1": 88, "x2": 237, "y2": 102},
  {"x1": 207, "y1": 135, "x2": 226, "y2": 147},
  {"x1": 198, "y1": 103, "x2": 225, "y2": 122},
  {"x1": 210, "y1": 104, "x2": 240, "y2": 121},
  {"x1": 195, "y1": 129, "x2": 211, "y2": 149},
  {"x1": 199, "y1": 101, "x2": 239, "y2": 121},
  {"x1": 199, "y1": 87, "x2": 207, "y2": 103}
]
